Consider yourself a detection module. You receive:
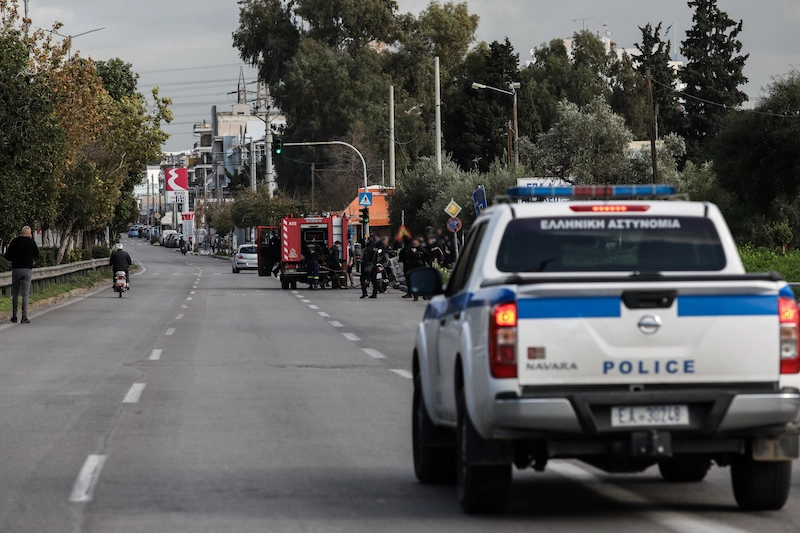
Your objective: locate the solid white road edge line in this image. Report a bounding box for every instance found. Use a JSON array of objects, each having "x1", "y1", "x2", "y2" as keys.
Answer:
[
  {"x1": 363, "y1": 348, "x2": 386, "y2": 359},
  {"x1": 123, "y1": 383, "x2": 146, "y2": 404},
  {"x1": 390, "y1": 369, "x2": 413, "y2": 379},
  {"x1": 547, "y1": 462, "x2": 751, "y2": 533},
  {"x1": 328, "y1": 321, "x2": 344, "y2": 328},
  {"x1": 148, "y1": 349, "x2": 162, "y2": 361},
  {"x1": 69, "y1": 455, "x2": 107, "y2": 503},
  {"x1": 342, "y1": 333, "x2": 361, "y2": 342},
  {"x1": 165, "y1": 328, "x2": 175, "y2": 336}
]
